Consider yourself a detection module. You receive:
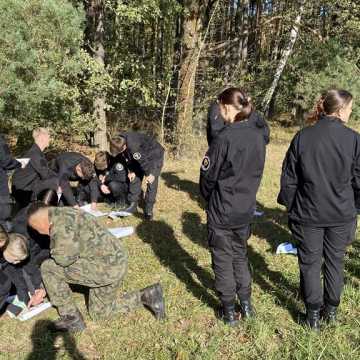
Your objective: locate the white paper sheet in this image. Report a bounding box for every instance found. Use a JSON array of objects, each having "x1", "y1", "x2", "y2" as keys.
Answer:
[
  {"x1": 16, "y1": 158, "x2": 30, "y2": 167},
  {"x1": 80, "y1": 204, "x2": 108, "y2": 217},
  {"x1": 108, "y1": 211, "x2": 133, "y2": 219},
  {"x1": 18, "y1": 302, "x2": 52, "y2": 321},
  {"x1": 108, "y1": 226, "x2": 134, "y2": 238}
]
